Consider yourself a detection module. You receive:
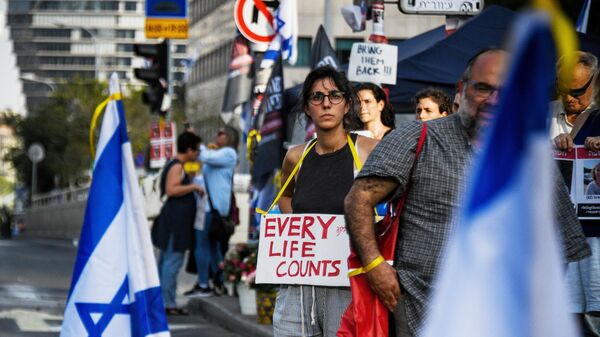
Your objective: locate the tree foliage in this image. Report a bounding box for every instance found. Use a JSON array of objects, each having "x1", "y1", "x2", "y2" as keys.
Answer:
[{"x1": 0, "y1": 77, "x2": 169, "y2": 193}]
